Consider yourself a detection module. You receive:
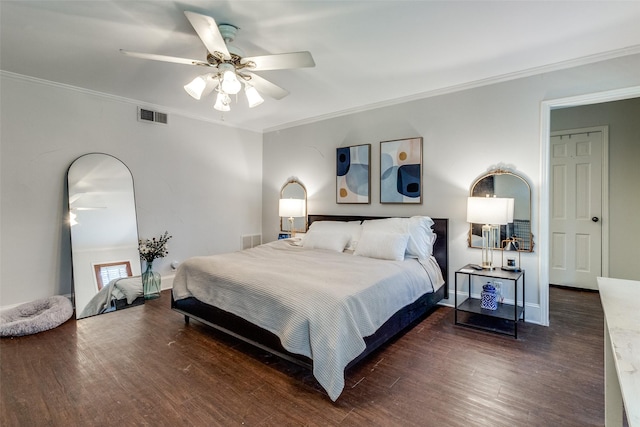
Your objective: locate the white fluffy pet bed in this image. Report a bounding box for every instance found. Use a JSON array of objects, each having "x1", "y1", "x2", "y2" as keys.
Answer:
[{"x1": 0, "y1": 296, "x2": 73, "y2": 337}]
